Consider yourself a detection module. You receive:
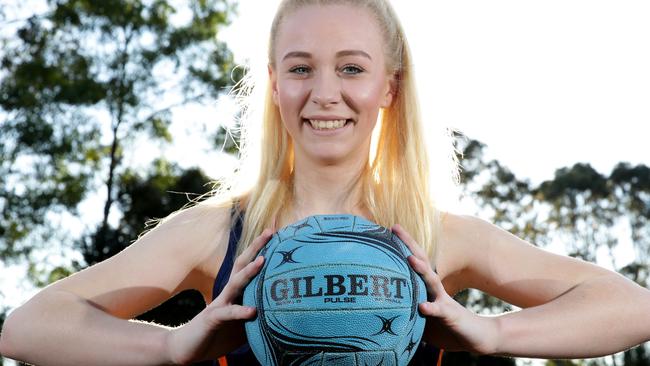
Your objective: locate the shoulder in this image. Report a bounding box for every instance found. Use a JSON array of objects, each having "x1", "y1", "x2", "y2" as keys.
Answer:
[
  {"x1": 157, "y1": 200, "x2": 232, "y2": 234},
  {"x1": 435, "y1": 212, "x2": 534, "y2": 295},
  {"x1": 169, "y1": 201, "x2": 235, "y2": 280},
  {"x1": 127, "y1": 200, "x2": 235, "y2": 302},
  {"x1": 144, "y1": 201, "x2": 232, "y2": 251},
  {"x1": 435, "y1": 212, "x2": 490, "y2": 295},
  {"x1": 439, "y1": 211, "x2": 485, "y2": 244},
  {"x1": 126, "y1": 201, "x2": 232, "y2": 286},
  {"x1": 438, "y1": 212, "x2": 504, "y2": 252}
]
